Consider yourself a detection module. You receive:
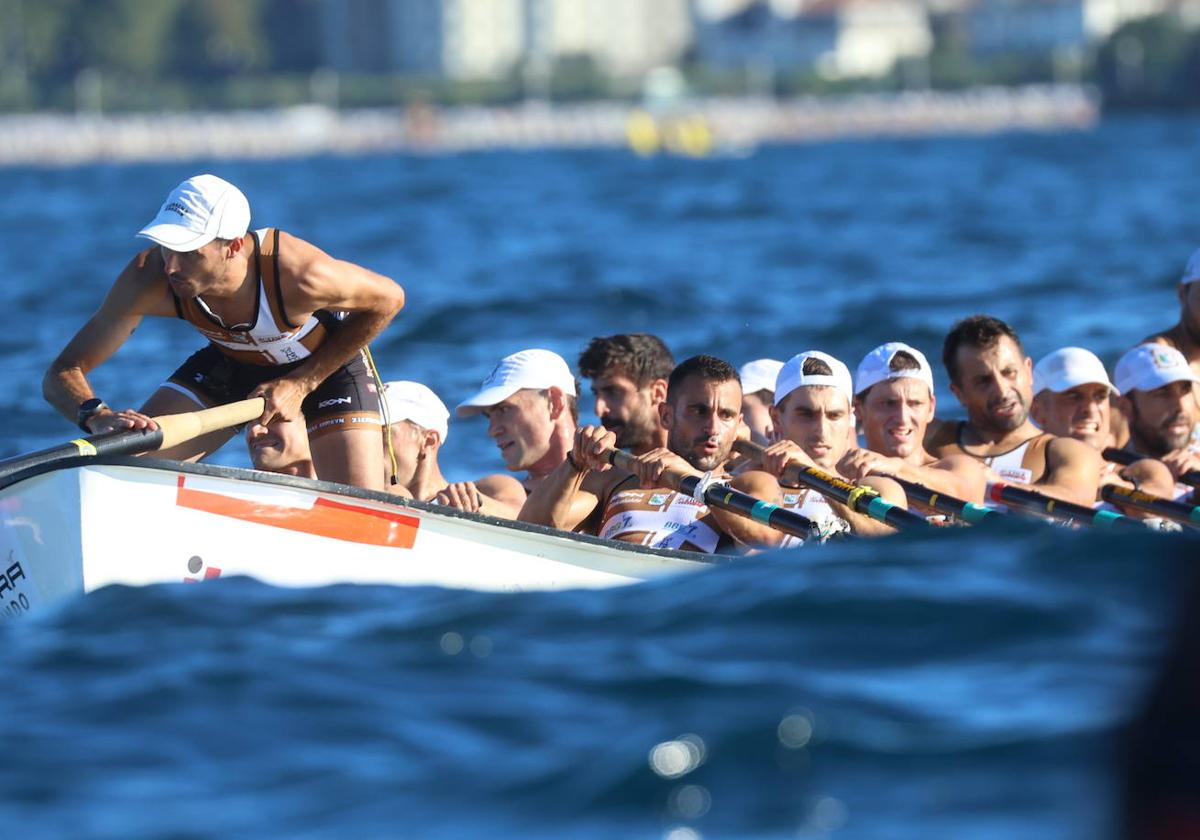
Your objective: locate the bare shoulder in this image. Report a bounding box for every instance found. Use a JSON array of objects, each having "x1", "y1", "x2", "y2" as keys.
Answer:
[
  {"x1": 108, "y1": 247, "x2": 175, "y2": 317},
  {"x1": 923, "y1": 417, "x2": 959, "y2": 456},
  {"x1": 1139, "y1": 329, "x2": 1179, "y2": 350},
  {"x1": 273, "y1": 229, "x2": 400, "y2": 314},
  {"x1": 933, "y1": 452, "x2": 984, "y2": 476},
  {"x1": 475, "y1": 473, "x2": 527, "y2": 506},
  {"x1": 272, "y1": 230, "x2": 331, "y2": 274},
  {"x1": 1044, "y1": 434, "x2": 1100, "y2": 468}
]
